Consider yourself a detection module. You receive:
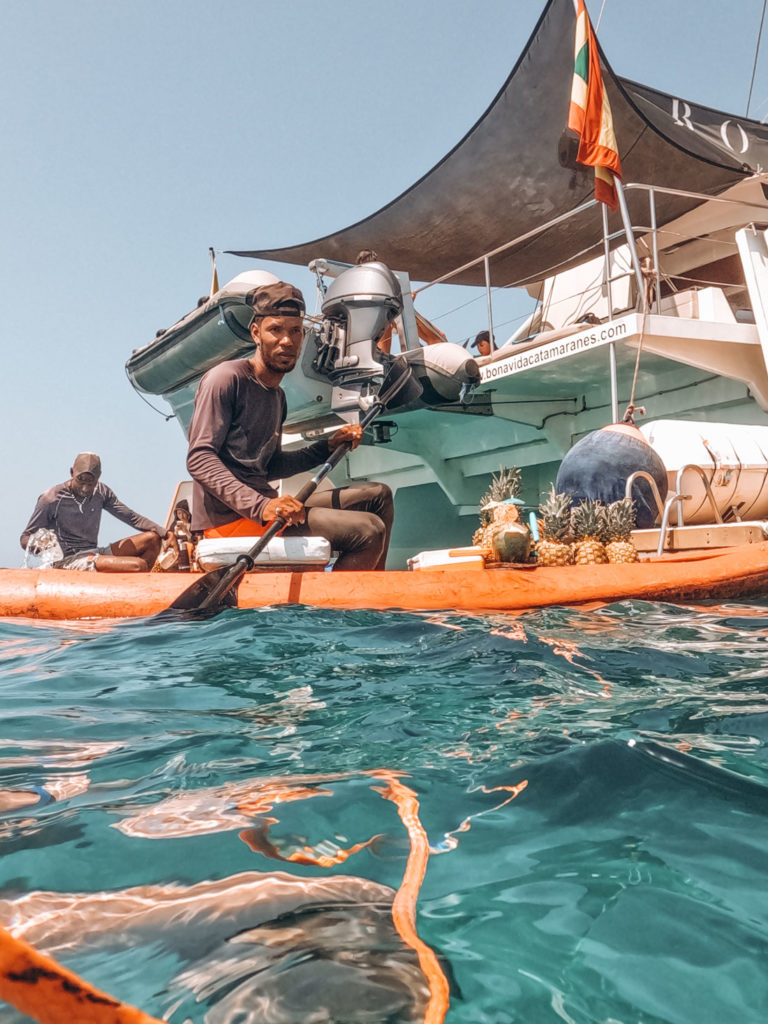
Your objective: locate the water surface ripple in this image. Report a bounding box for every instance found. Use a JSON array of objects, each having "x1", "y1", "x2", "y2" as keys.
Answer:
[{"x1": 1, "y1": 598, "x2": 767, "y2": 1023}]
